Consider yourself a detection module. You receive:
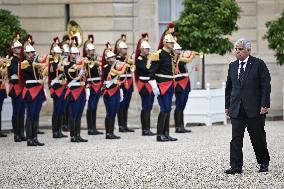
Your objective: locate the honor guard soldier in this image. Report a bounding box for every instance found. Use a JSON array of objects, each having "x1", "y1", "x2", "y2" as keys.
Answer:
[
  {"x1": 134, "y1": 33, "x2": 155, "y2": 136},
  {"x1": 83, "y1": 35, "x2": 103, "y2": 135},
  {"x1": 101, "y1": 43, "x2": 129, "y2": 139},
  {"x1": 0, "y1": 57, "x2": 9, "y2": 137},
  {"x1": 6, "y1": 33, "x2": 26, "y2": 140},
  {"x1": 48, "y1": 37, "x2": 68, "y2": 138},
  {"x1": 64, "y1": 37, "x2": 88, "y2": 142},
  {"x1": 149, "y1": 22, "x2": 177, "y2": 142},
  {"x1": 60, "y1": 35, "x2": 71, "y2": 132},
  {"x1": 173, "y1": 35, "x2": 198, "y2": 133},
  {"x1": 21, "y1": 38, "x2": 47, "y2": 146},
  {"x1": 25, "y1": 35, "x2": 45, "y2": 135},
  {"x1": 114, "y1": 34, "x2": 135, "y2": 132}
]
